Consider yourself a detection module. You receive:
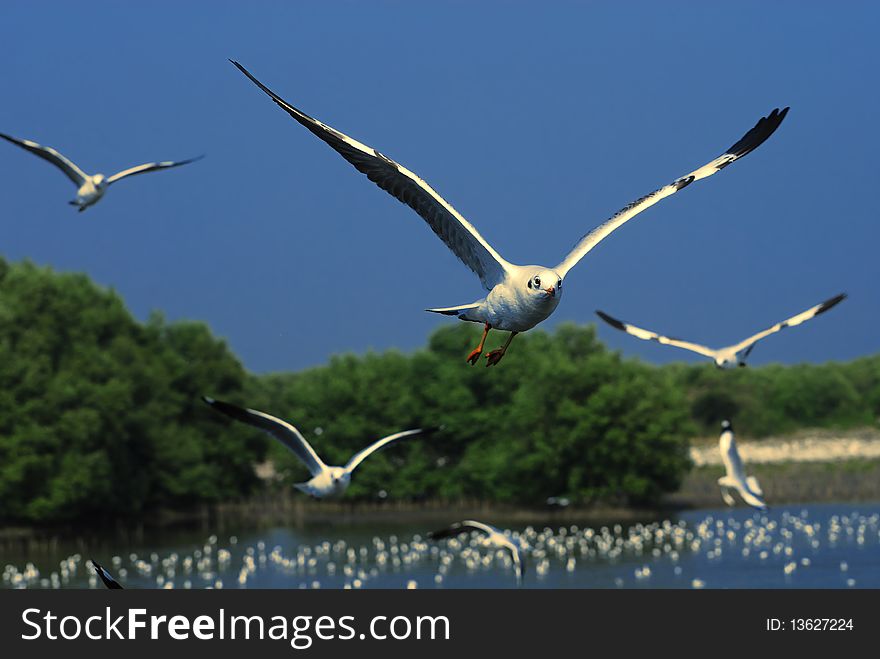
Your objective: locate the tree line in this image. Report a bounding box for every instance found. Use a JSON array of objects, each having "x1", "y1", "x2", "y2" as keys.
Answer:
[{"x1": 0, "y1": 257, "x2": 876, "y2": 523}]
